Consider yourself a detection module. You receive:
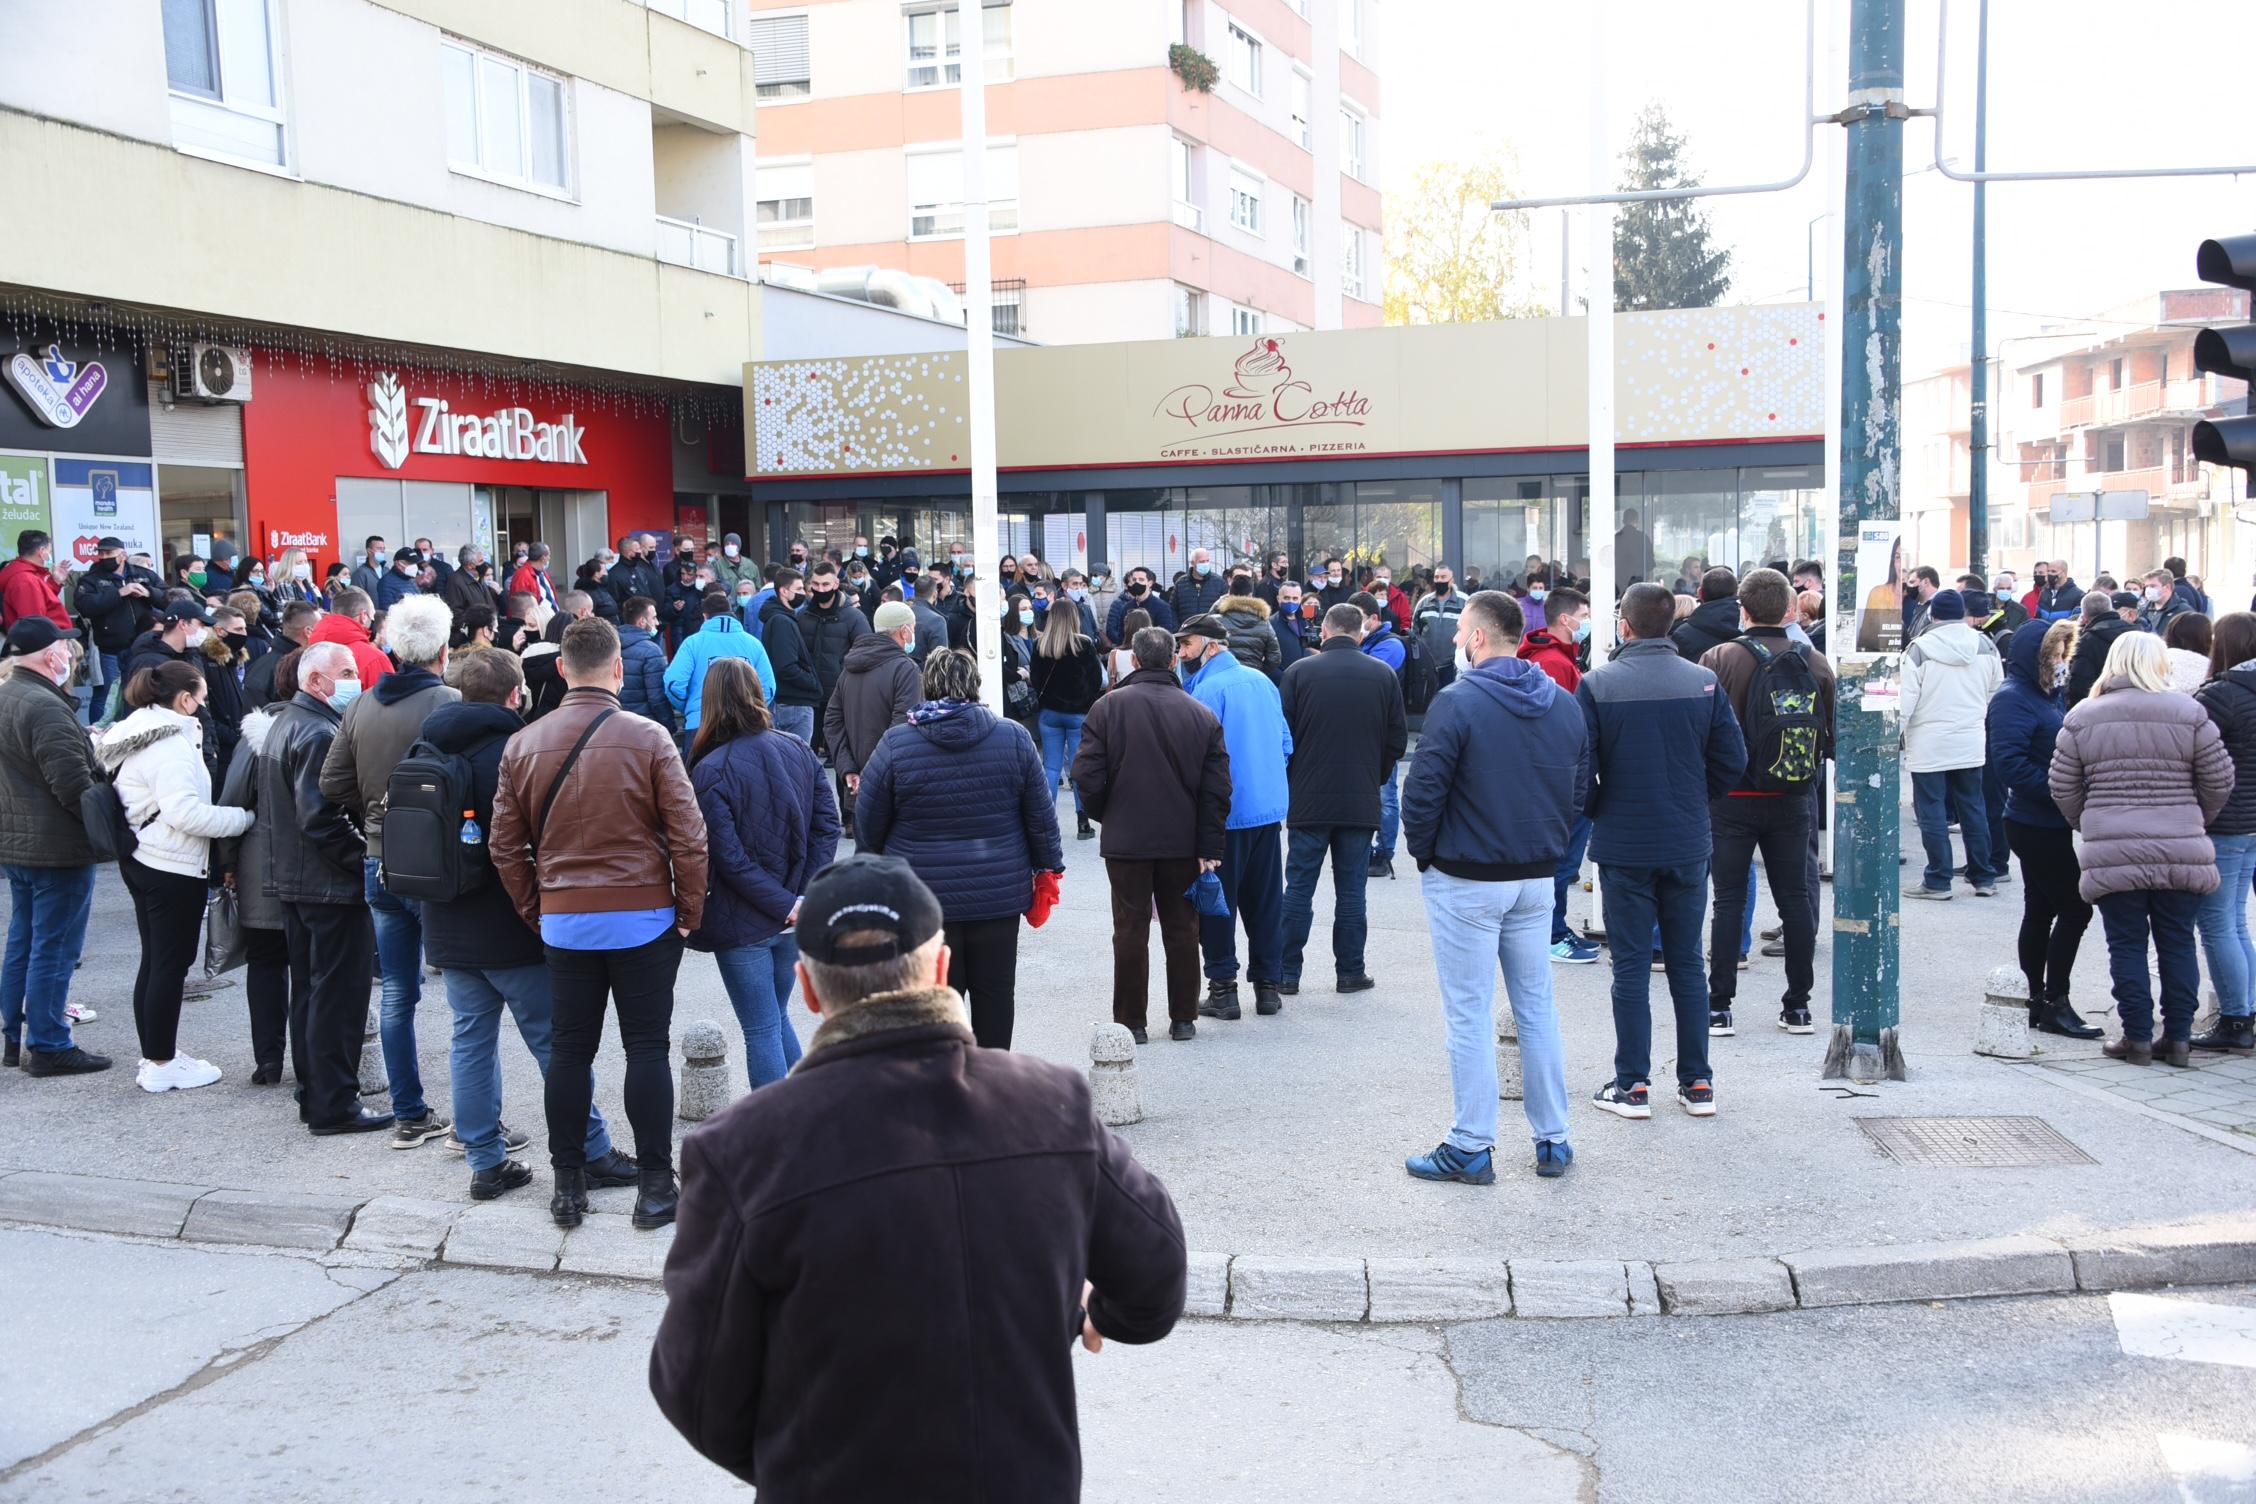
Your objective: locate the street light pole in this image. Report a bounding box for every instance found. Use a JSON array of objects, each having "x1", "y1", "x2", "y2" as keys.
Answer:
[
  {"x1": 957, "y1": 0, "x2": 1003, "y2": 718},
  {"x1": 1966, "y1": 0, "x2": 1991, "y2": 580}
]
